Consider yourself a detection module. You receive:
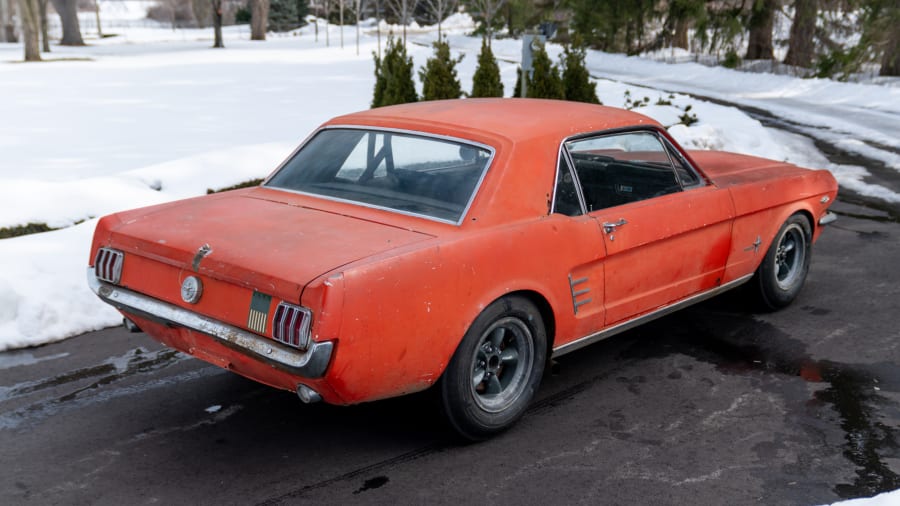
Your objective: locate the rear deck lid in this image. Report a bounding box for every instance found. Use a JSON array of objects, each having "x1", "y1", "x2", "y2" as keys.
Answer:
[{"x1": 105, "y1": 189, "x2": 434, "y2": 300}]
